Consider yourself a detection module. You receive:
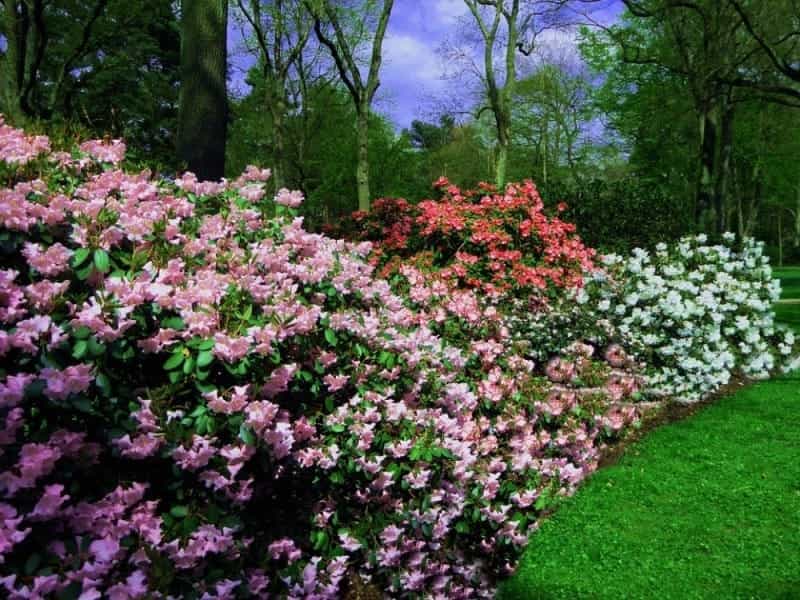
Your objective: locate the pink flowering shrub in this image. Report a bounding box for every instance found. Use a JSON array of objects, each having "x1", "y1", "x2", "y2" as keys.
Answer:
[
  {"x1": 328, "y1": 178, "x2": 596, "y2": 299},
  {"x1": 0, "y1": 119, "x2": 640, "y2": 598}
]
